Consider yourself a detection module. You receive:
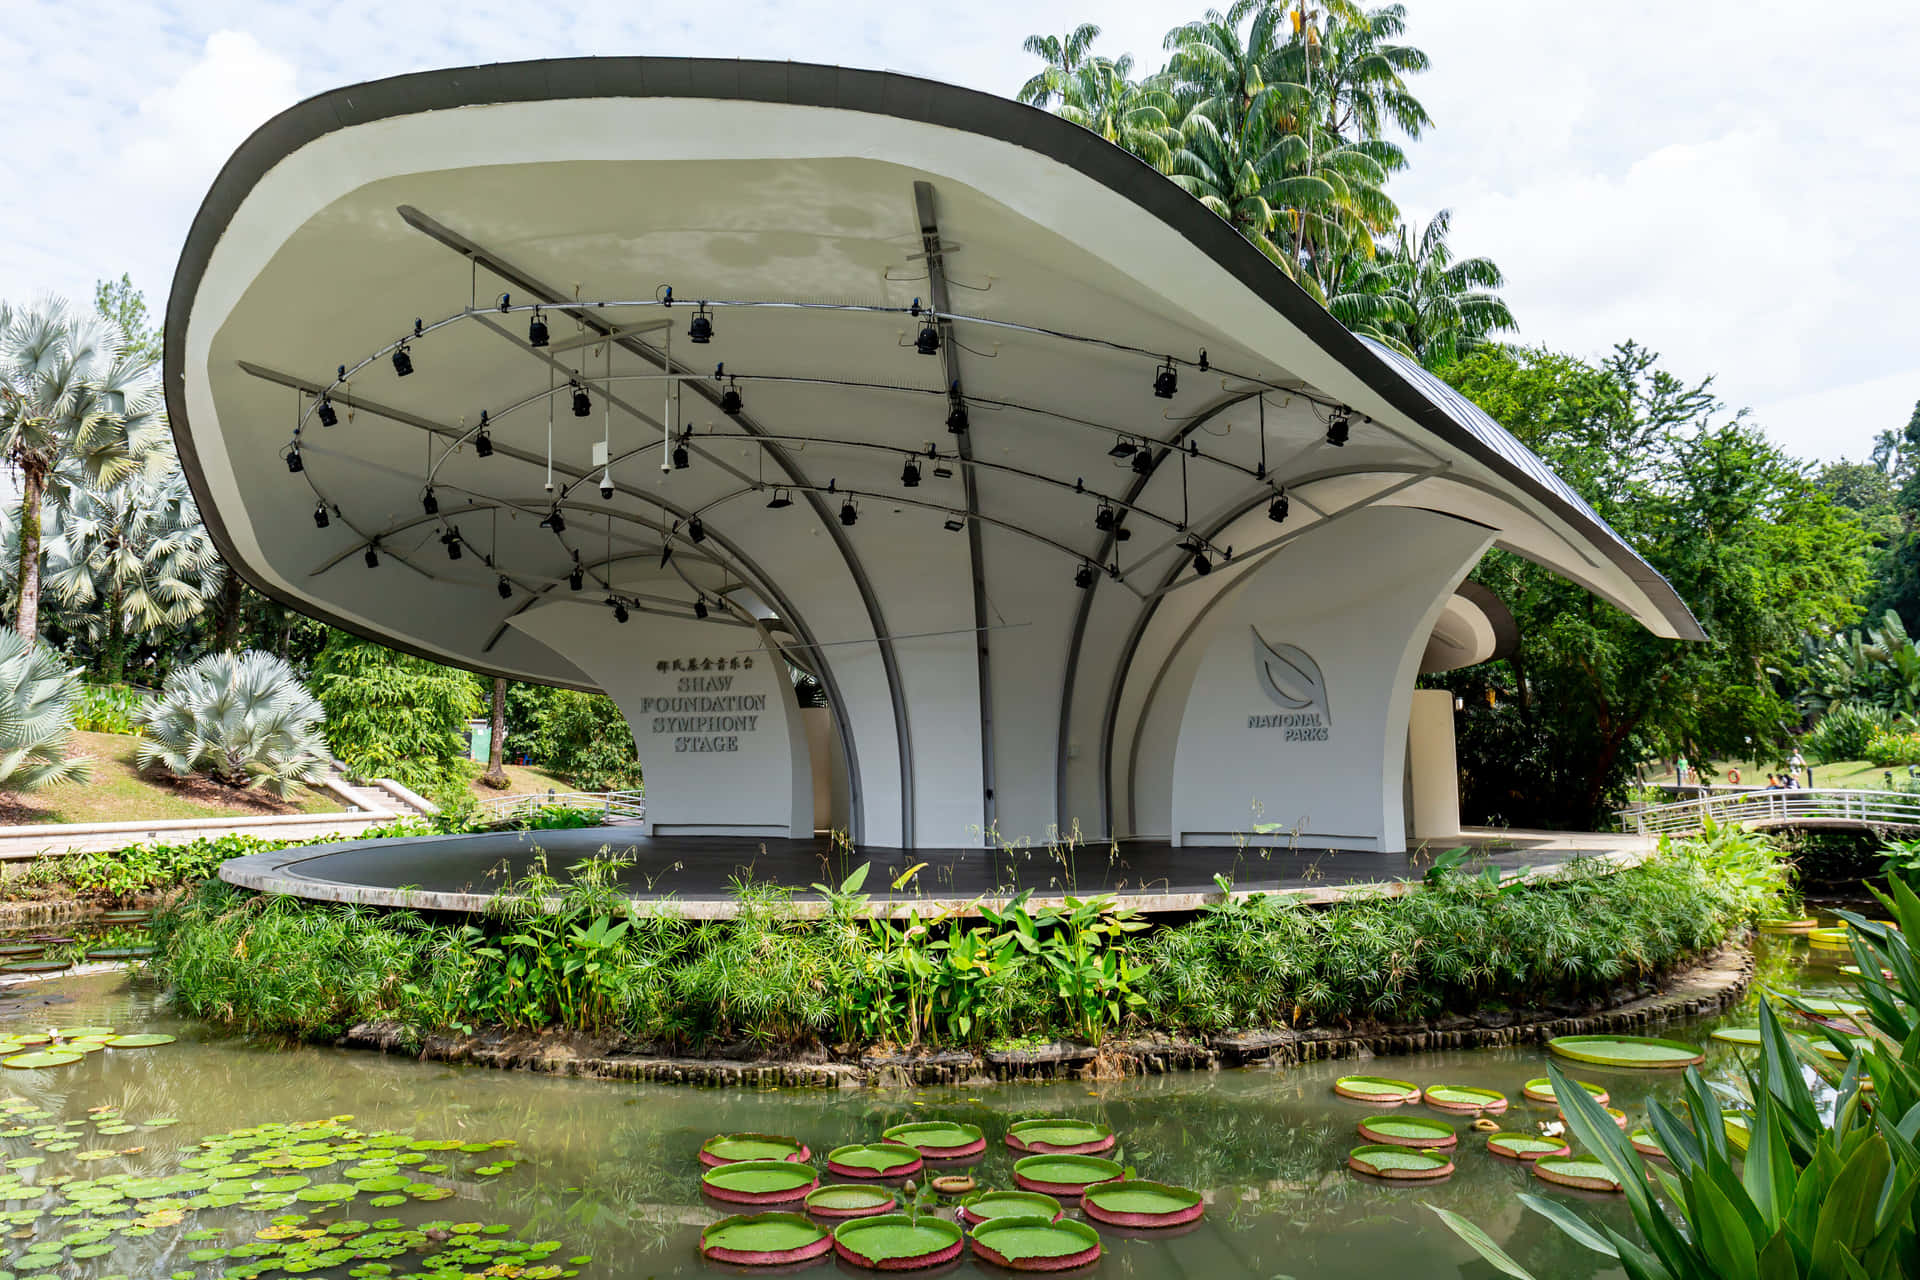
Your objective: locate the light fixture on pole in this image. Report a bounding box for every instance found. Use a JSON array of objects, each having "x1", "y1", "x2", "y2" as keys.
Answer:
[
  {"x1": 441, "y1": 530, "x2": 462, "y2": 561},
  {"x1": 1267, "y1": 489, "x2": 1289, "y2": 523},
  {"x1": 528, "y1": 307, "x2": 549, "y2": 347},
  {"x1": 901, "y1": 458, "x2": 921, "y2": 488},
  {"x1": 571, "y1": 381, "x2": 591, "y2": 417},
  {"x1": 364, "y1": 543, "x2": 380, "y2": 569},
  {"x1": 688, "y1": 304, "x2": 713, "y2": 344},
  {"x1": 312, "y1": 503, "x2": 330, "y2": 529},
  {"x1": 1152, "y1": 357, "x2": 1178, "y2": 399},
  {"x1": 1325, "y1": 409, "x2": 1350, "y2": 447},
  {"x1": 316, "y1": 396, "x2": 337, "y2": 427},
  {"x1": 421, "y1": 487, "x2": 437, "y2": 516},
  {"x1": 688, "y1": 516, "x2": 706, "y2": 544}
]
